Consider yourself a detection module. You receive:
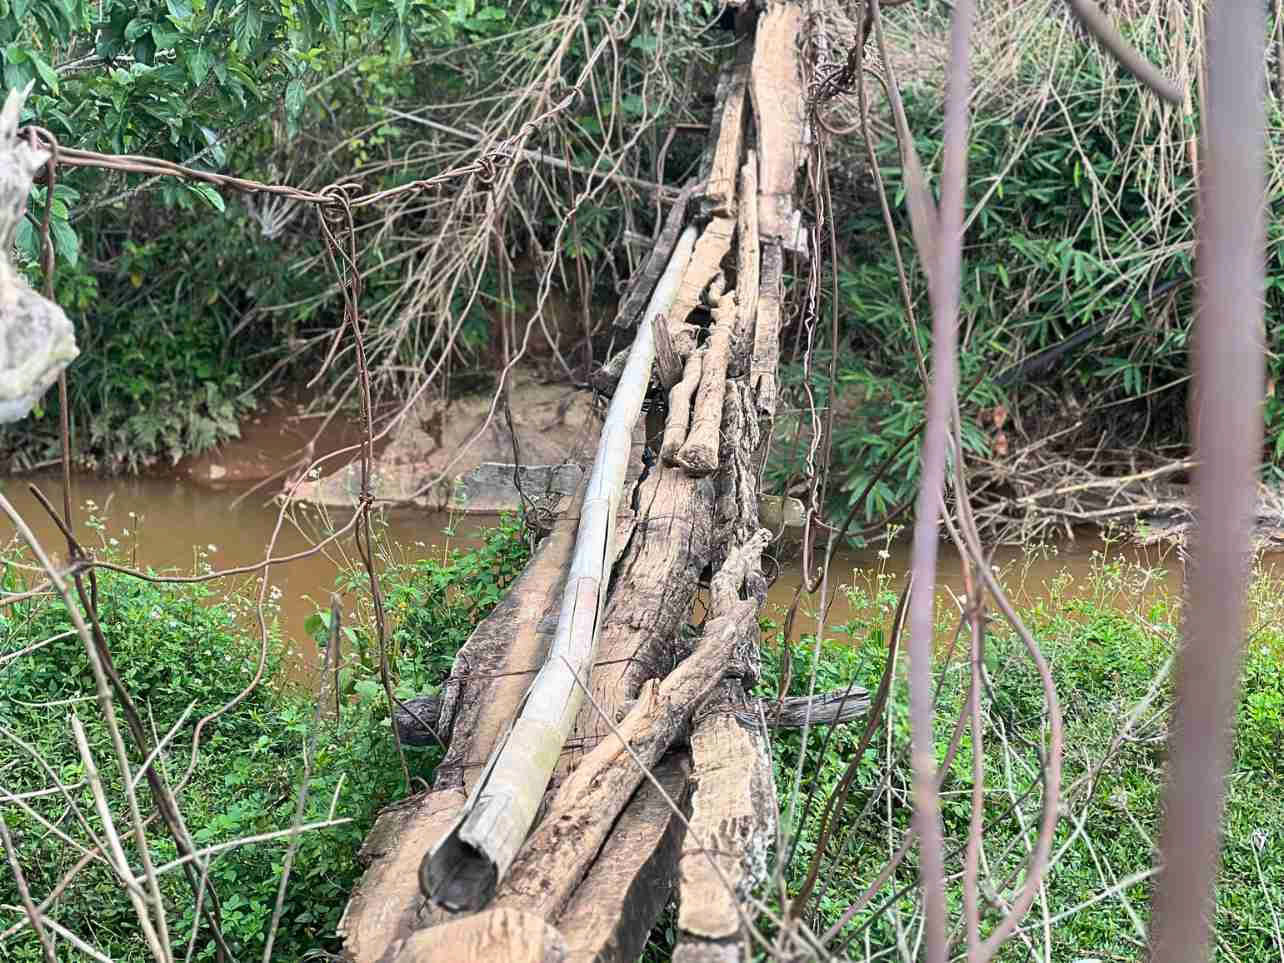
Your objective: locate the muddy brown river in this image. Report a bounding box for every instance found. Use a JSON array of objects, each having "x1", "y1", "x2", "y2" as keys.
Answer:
[
  {"x1": 1, "y1": 472, "x2": 1198, "y2": 681},
  {"x1": 0, "y1": 397, "x2": 1199, "y2": 683}
]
